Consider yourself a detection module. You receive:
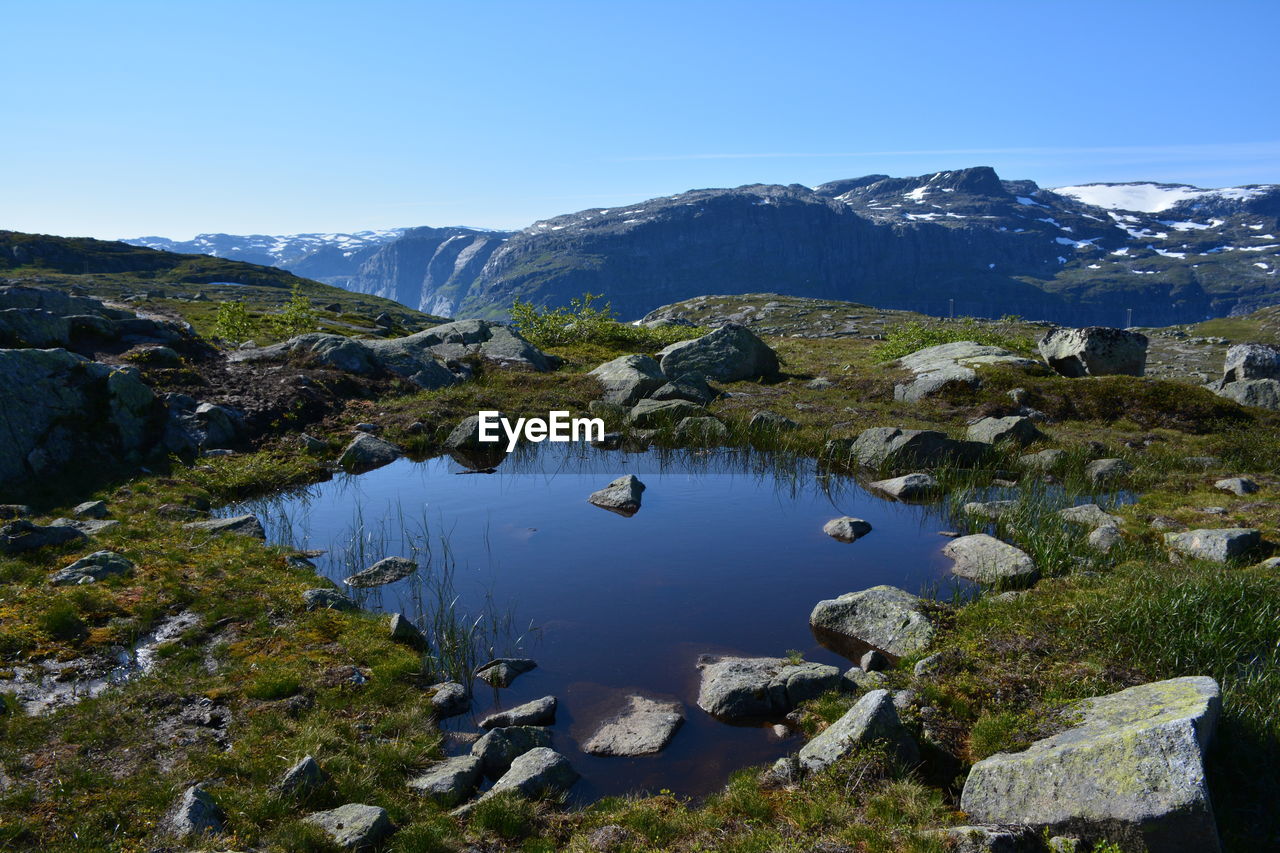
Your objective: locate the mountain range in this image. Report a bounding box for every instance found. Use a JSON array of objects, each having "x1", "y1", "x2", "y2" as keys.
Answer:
[{"x1": 124, "y1": 167, "x2": 1280, "y2": 326}]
